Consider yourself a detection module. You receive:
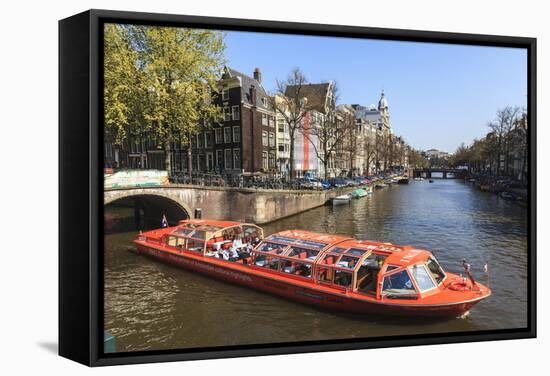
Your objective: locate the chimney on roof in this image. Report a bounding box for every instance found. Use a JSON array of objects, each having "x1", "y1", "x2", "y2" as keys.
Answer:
[{"x1": 253, "y1": 67, "x2": 262, "y2": 84}]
